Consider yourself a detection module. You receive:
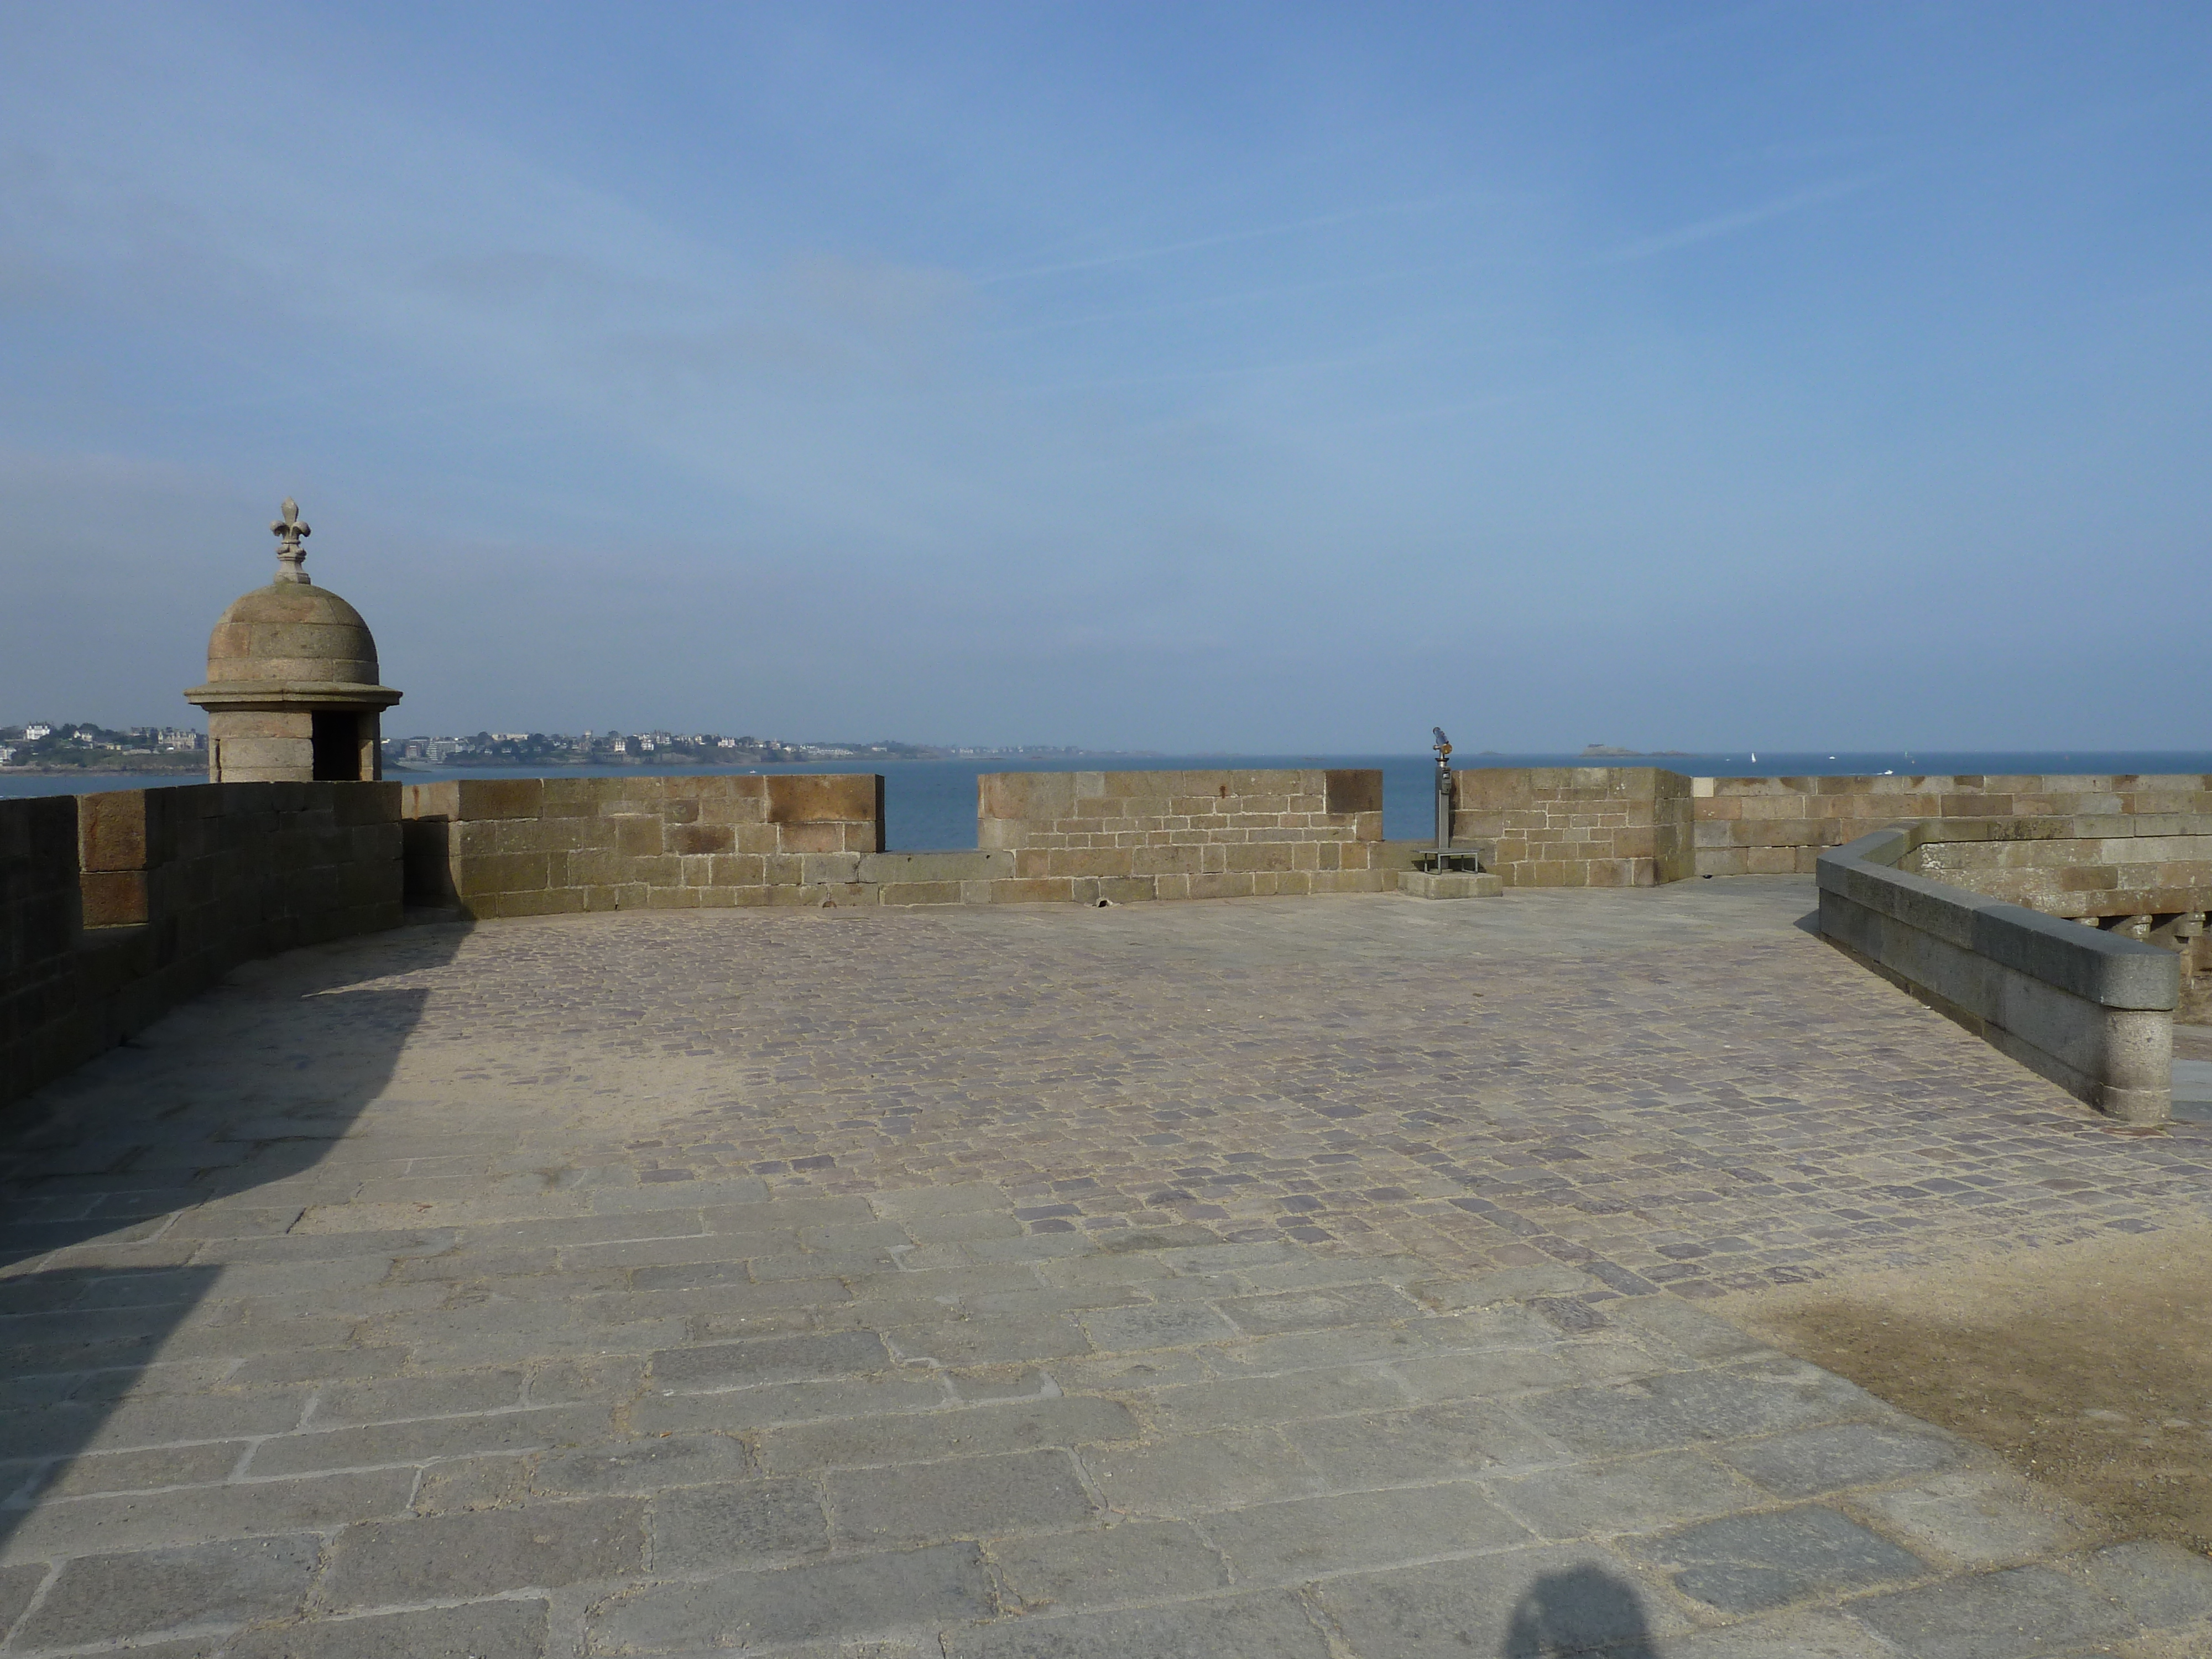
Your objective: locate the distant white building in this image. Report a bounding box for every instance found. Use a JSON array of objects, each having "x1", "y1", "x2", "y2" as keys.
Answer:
[
  {"x1": 717, "y1": 737, "x2": 738, "y2": 748},
  {"x1": 0, "y1": 745, "x2": 14, "y2": 765},
  {"x1": 23, "y1": 723, "x2": 51, "y2": 740}
]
